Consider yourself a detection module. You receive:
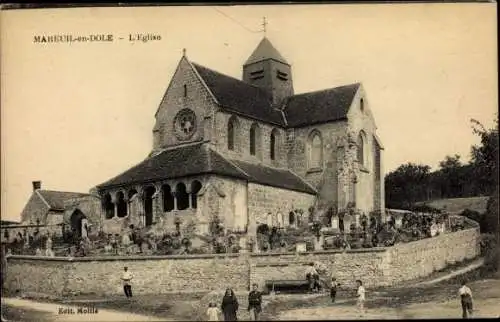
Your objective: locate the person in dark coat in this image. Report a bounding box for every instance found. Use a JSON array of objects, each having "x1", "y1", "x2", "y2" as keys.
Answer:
[
  {"x1": 221, "y1": 288, "x2": 239, "y2": 321},
  {"x1": 248, "y1": 283, "x2": 263, "y2": 321}
]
